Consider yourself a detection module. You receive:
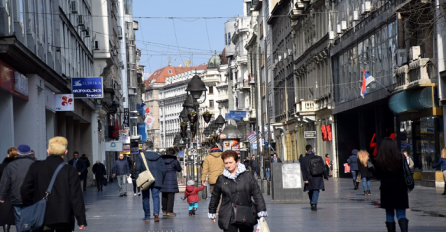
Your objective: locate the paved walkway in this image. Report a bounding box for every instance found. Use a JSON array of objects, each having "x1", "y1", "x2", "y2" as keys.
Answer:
[{"x1": 9, "y1": 178, "x2": 446, "y2": 231}]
